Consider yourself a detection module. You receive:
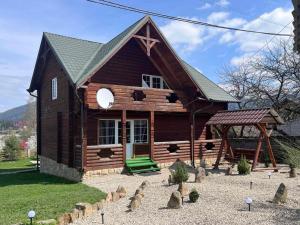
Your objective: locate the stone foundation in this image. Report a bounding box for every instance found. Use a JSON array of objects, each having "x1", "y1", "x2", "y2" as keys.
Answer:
[
  {"x1": 40, "y1": 156, "x2": 82, "y2": 182},
  {"x1": 82, "y1": 167, "x2": 123, "y2": 180}
]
